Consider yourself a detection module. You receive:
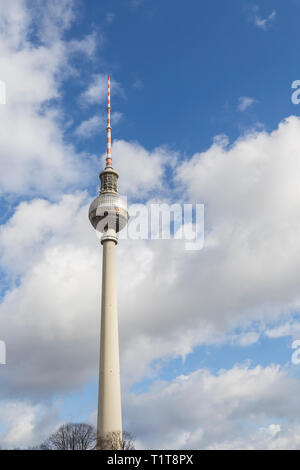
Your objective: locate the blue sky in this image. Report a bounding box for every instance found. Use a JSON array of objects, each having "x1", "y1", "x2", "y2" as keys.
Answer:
[
  {"x1": 1, "y1": 0, "x2": 300, "y2": 449},
  {"x1": 60, "y1": 0, "x2": 299, "y2": 154}
]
